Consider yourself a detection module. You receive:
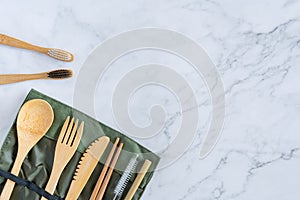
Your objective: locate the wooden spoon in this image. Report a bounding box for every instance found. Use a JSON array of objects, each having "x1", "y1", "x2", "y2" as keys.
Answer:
[{"x1": 0, "y1": 99, "x2": 54, "y2": 200}]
